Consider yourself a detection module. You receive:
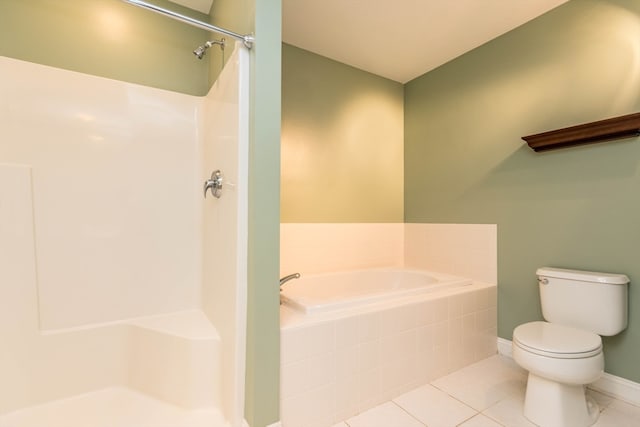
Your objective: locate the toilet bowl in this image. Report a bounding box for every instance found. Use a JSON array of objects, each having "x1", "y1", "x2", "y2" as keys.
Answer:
[
  {"x1": 512, "y1": 267, "x2": 629, "y2": 427},
  {"x1": 513, "y1": 321, "x2": 603, "y2": 427}
]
